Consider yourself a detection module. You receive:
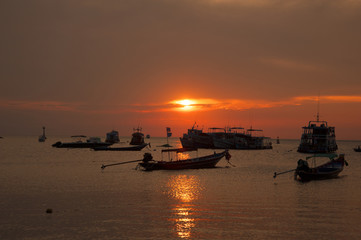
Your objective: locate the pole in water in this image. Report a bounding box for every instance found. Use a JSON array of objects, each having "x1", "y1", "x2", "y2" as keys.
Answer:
[
  {"x1": 101, "y1": 159, "x2": 143, "y2": 170},
  {"x1": 273, "y1": 169, "x2": 296, "y2": 178}
]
